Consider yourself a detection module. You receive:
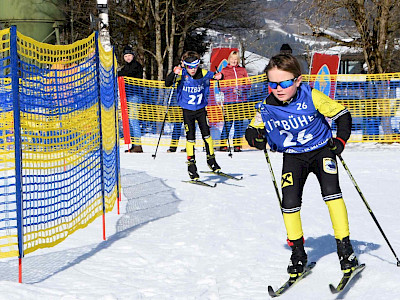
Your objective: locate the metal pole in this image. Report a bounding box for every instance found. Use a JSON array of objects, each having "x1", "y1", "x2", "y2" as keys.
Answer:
[
  {"x1": 338, "y1": 154, "x2": 400, "y2": 266},
  {"x1": 10, "y1": 25, "x2": 24, "y2": 282},
  {"x1": 263, "y1": 149, "x2": 282, "y2": 208},
  {"x1": 152, "y1": 75, "x2": 177, "y2": 159}
]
